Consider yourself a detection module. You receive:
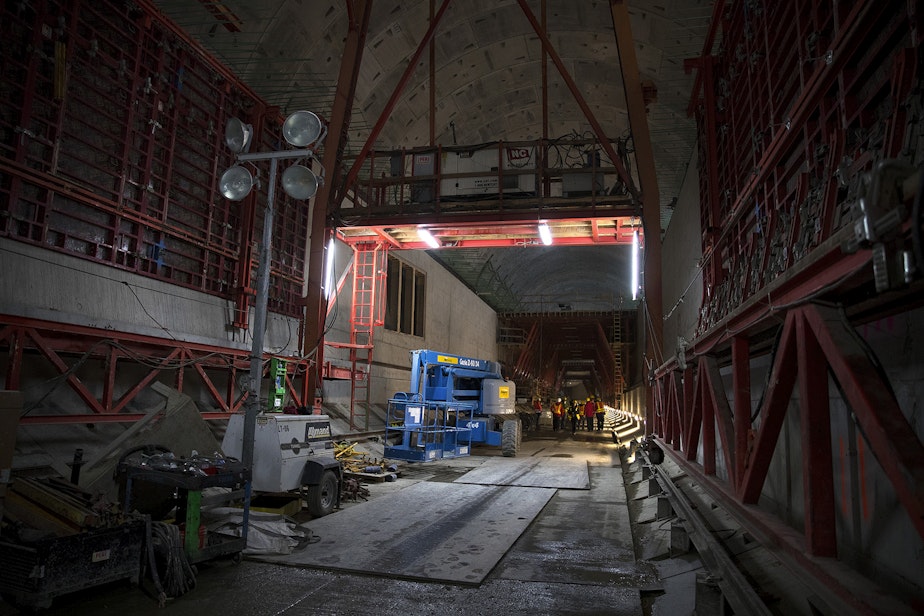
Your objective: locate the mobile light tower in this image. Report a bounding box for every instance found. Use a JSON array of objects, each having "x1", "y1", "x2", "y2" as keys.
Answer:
[{"x1": 218, "y1": 110, "x2": 326, "y2": 534}]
